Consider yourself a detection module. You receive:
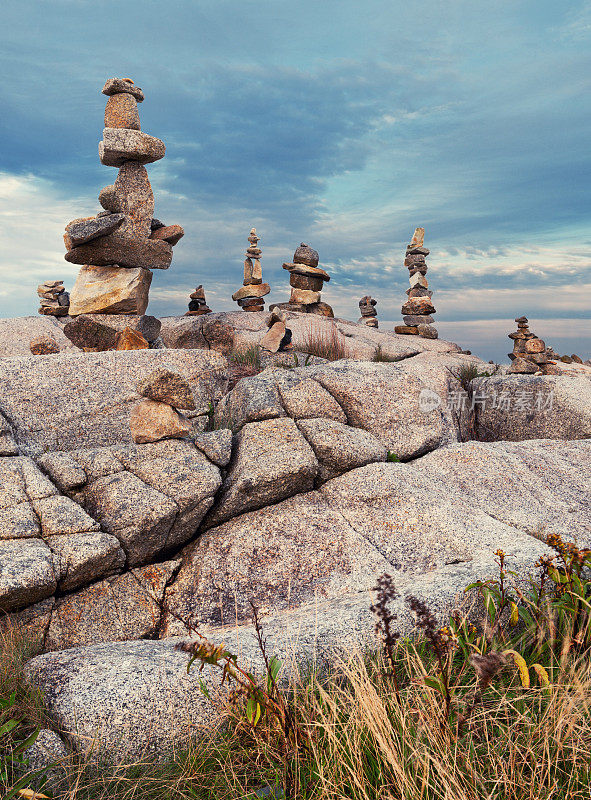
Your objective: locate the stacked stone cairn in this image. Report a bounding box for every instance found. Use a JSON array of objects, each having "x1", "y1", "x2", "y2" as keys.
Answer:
[
  {"x1": 394, "y1": 227, "x2": 437, "y2": 339},
  {"x1": 185, "y1": 285, "x2": 211, "y2": 316},
  {"x1": 278, "y1": 244, "x2": 333, "y2": 317},
  {"x1": 232, "y1": 228, "x2": 269, "y2": 311},
  {"x1": 358, "y1": 296, "x2": 378, "y2": 328},
  {"x1": 37, "y1": 281, "x2": 69, "y2": 316},
  {"x1": 260, "y1": 308, "x2": 293, "y2": 353},
  {"x1": 130, "y1": 369, "x2": 195, "y2": 444},
  {"x1": 508, "y1": 317, "x2": 558, "y2": 375},
  {"x1": 61, "y1": 77, "x2": 182, "y2": 348}
]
